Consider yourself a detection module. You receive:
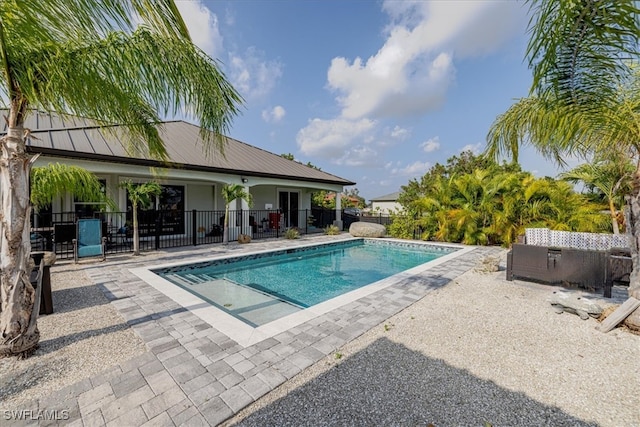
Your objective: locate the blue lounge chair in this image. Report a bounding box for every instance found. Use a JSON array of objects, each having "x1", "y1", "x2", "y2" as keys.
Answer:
[{"x1": 73, "y1": 219, "x2": 106, "y2": 263}]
